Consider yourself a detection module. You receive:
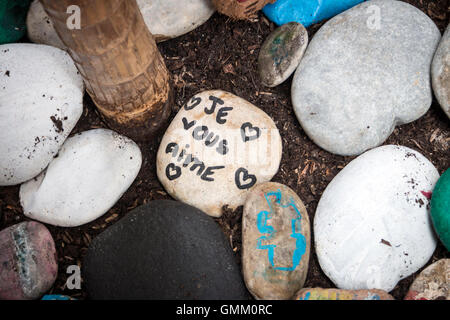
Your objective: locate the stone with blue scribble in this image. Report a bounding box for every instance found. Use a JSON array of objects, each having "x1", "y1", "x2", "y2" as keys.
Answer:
[{"x1": 243, "y1": 182, "x2": 310, "y2": 299}]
